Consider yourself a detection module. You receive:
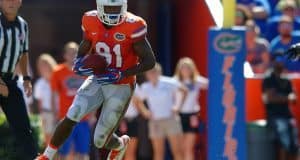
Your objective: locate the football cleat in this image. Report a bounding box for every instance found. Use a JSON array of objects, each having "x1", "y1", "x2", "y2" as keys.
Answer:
[{"x1": 107, "y1": 135, "x2": 130, "y2": 160}]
